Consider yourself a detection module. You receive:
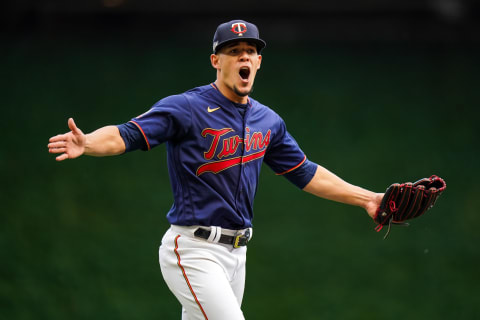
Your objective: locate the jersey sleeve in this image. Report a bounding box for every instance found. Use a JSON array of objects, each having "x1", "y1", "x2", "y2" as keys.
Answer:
[
  {"x1": 125, "y1": 94, "x2": 192, "y2": 150},
  {"x1": 283, "y1": 159, "x2": 318, "y2": 189},
  {"x1": 117, "y1": 121, "x2": 148, "y2": 152},
  {"x1": 264, "y1": 118, "x2": 315, "y2": 188}
]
